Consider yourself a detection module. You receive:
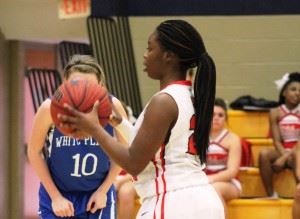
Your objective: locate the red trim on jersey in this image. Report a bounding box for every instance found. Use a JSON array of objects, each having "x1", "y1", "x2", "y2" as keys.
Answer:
[
  {"x1": 279, "y1": 105, "x2": 300, "y2": 121},
  {"x1": 160, "y1": 80, "x2": 192, "y2": 90},
  {"x1": 208, "y1": 142, "x2": 229, "y2": 152},
  {"x1": 151, "y1": 158, "x2": 159, "y2": 219},
  {"x1": 151, "y1": 144, "x2": 167, "y2": 219},
  {"x1": 283, "y1": 141, "x2": 297, "y2": 149},
  {"x1": 280, "y1": 123, "x2": 300, "y2": 128},
  {"x1": 160, "y1": 144, "x2": 167, "y2": 219},
  {"x1": 280, "y1": 105, "x2": 289, "y2": 114},
  {"x1": 216, "y1": 130, "x2": 229, "y2": 143},
  {"x1": 119, "y1": 170, "x2": 127, "y2": 175},
  {"x1": 205, "y1": 168, "x2": 226, "y2": 175},
  {"x1": 207, "y1": 153, "x2": 228, "y2": 160}
]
